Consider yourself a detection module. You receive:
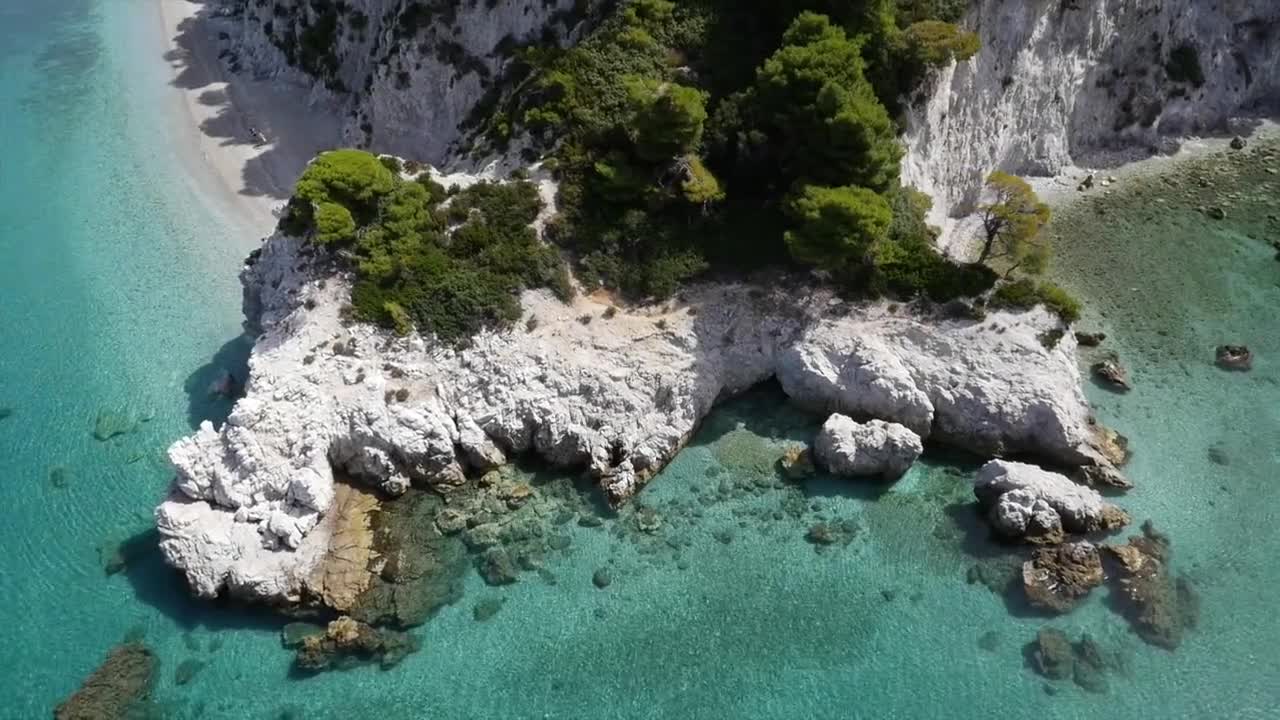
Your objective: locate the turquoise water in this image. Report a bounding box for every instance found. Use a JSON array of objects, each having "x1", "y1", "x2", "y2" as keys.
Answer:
[{"x1": 3, "y1": 2, "x2": 1279, "y2": 718}]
